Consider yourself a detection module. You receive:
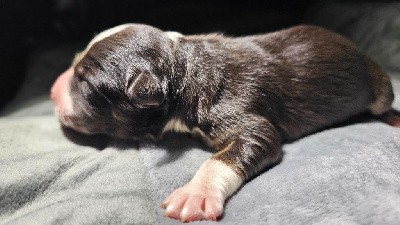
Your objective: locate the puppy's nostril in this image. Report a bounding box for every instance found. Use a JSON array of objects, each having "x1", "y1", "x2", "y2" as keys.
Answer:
[{"x1": 50, "y1": 91, "x2": 56, "y2": 101}]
